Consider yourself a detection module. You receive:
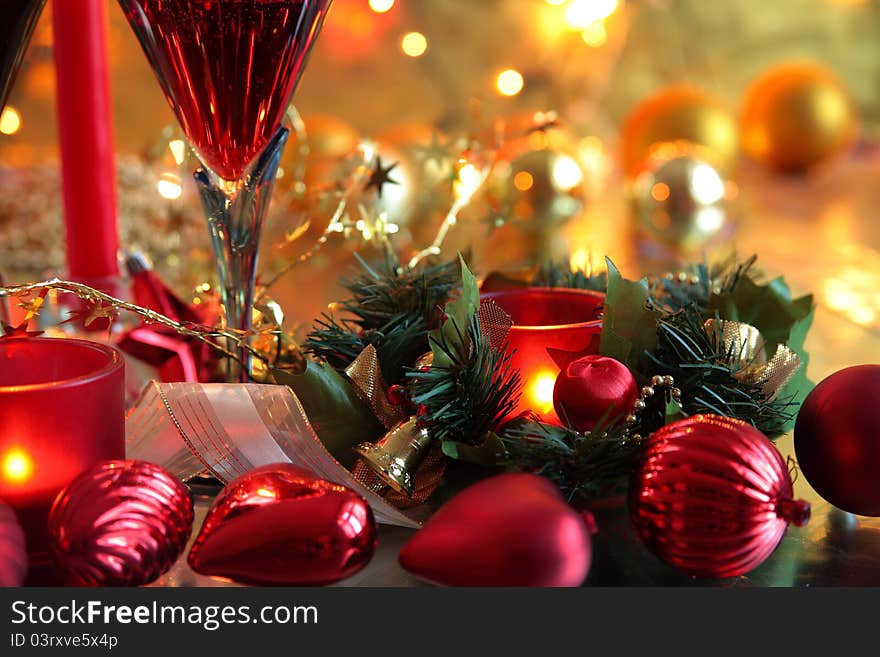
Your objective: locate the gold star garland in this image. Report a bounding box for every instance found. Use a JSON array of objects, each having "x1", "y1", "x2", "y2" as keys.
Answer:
[{"x1": 0, "y1": 278, "x2": 269, "y2": 371}]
